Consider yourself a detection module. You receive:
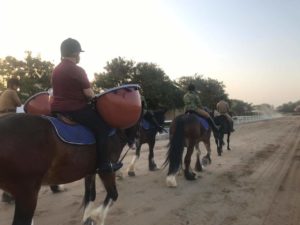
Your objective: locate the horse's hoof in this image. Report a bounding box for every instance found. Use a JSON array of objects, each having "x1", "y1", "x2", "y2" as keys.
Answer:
[
  {"x1": 83, "y1": 218, "x2": 96, "y2": 225},
  {"x1": 149, "y1": 166, "x2": 159, "y2": 171},
  {"x1": 185, "y1": 171, "x2": 197, "y2": 180},
  {"x1": 166, "y1": 175, "x2": 177, "y2": 187},
  {"x1": 227, "y1": 148, "x2": 231, "y2": 151},
  {"x1": 128, "y1": 171, "x2": 136, "y2": 177},
  {"x1": 149, "y1": 164, "x2": 159, "y2": 171}
]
